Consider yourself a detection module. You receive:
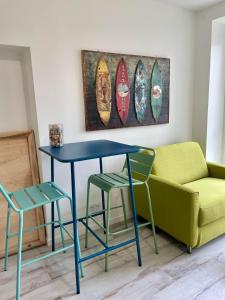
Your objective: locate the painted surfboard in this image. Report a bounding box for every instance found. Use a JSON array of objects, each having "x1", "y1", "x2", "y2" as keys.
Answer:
[
  {"x1": 134, "y1": 60, "x2": 147, "y2": 123},
  {"x1": 96, "y1": 56, "x2": 112, "y2": 126},
  {"x1": 115, "y1": 58, "x2": 130, "y2": 124},
  {"x1": 151, "y1": 60, "x2": 163, "y2": 122}
]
